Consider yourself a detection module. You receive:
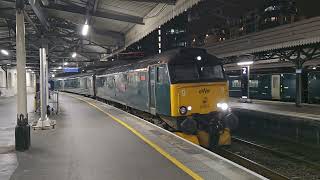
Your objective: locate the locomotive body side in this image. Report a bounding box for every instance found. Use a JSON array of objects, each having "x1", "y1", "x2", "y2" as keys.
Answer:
[{"x1": 95, "y1": 69, "x2": 150, "y2": 113}]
